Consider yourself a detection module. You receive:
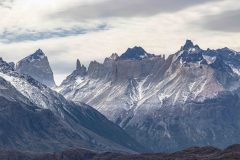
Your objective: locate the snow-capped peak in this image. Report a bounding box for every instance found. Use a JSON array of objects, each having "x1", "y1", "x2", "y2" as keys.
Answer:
[
  {"x1": 29, "y1": 49, "x2": 46, "y2": 61},
  {"x1": 176, "y1": 40, "x2": 203, "y2": 63},
  {"x1": 19, "y1": 49, "x2": 46, "y2": 64}
]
